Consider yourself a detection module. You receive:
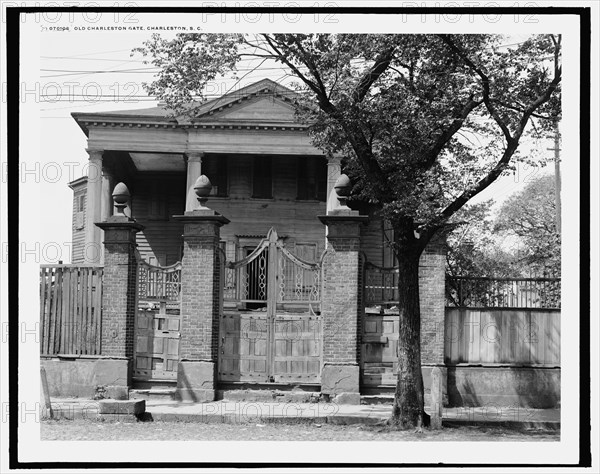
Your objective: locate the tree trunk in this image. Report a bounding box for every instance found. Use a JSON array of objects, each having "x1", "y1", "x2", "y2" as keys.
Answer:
[{"x1": 390, "y1": 229, "x2": 426, "y2": 429}]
